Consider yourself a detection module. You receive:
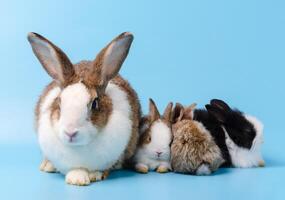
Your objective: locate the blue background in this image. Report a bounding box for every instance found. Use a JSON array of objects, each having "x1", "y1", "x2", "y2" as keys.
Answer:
[{"x1": 0, "y1": 0, "x2": 284, "y2": 199}]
